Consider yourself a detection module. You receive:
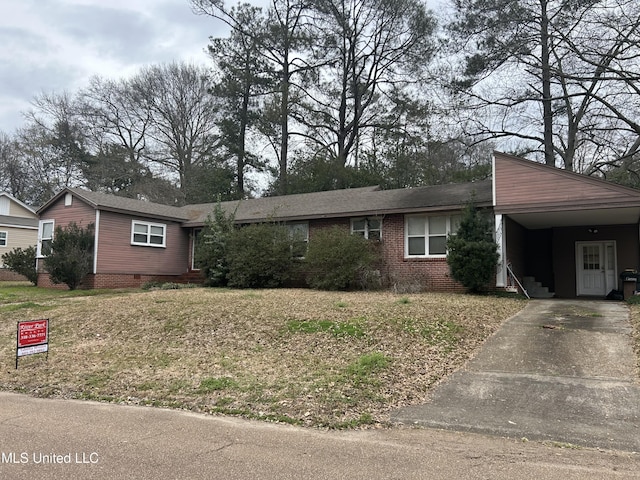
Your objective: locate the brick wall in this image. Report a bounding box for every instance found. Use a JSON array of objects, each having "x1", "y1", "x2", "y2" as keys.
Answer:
[
  {"x1": 307, "y1": 214, "x2": 466, "y2": 293},
  {"x1": 35, "y1": 213, "x2": 469, "y2": 293},
  {"x1": 379, "y1": 214, "x2": 465, "y2": 292},
  {"x1": 0, "y1": 268, "x2": 29, "y2": 282},
  {"x1": 37, "y1": 272, "x2": 202, "y2": 290}
]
